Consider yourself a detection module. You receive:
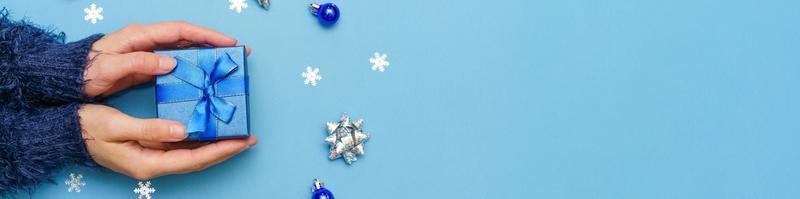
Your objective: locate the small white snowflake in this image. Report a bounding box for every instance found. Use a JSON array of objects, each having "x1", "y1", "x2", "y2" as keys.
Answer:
[
  {"x1": 228, "y1": 0, "x2": 249, "y2": 13},
  {"x1": 64, "y1": 173, "x2": 86, "y2": 193},
  {"x1": 369, "y1": 52, "x2": 390, "y2": 72},
  {"x1": 83, "y1": 3, "x2": 104, "y2": 24},
  {"x1": 301, "y1": 66, "x2": 322, "y2": 86},
  {"x1": 134, "y1": 181, "x2": 156, "y2": 199}
]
